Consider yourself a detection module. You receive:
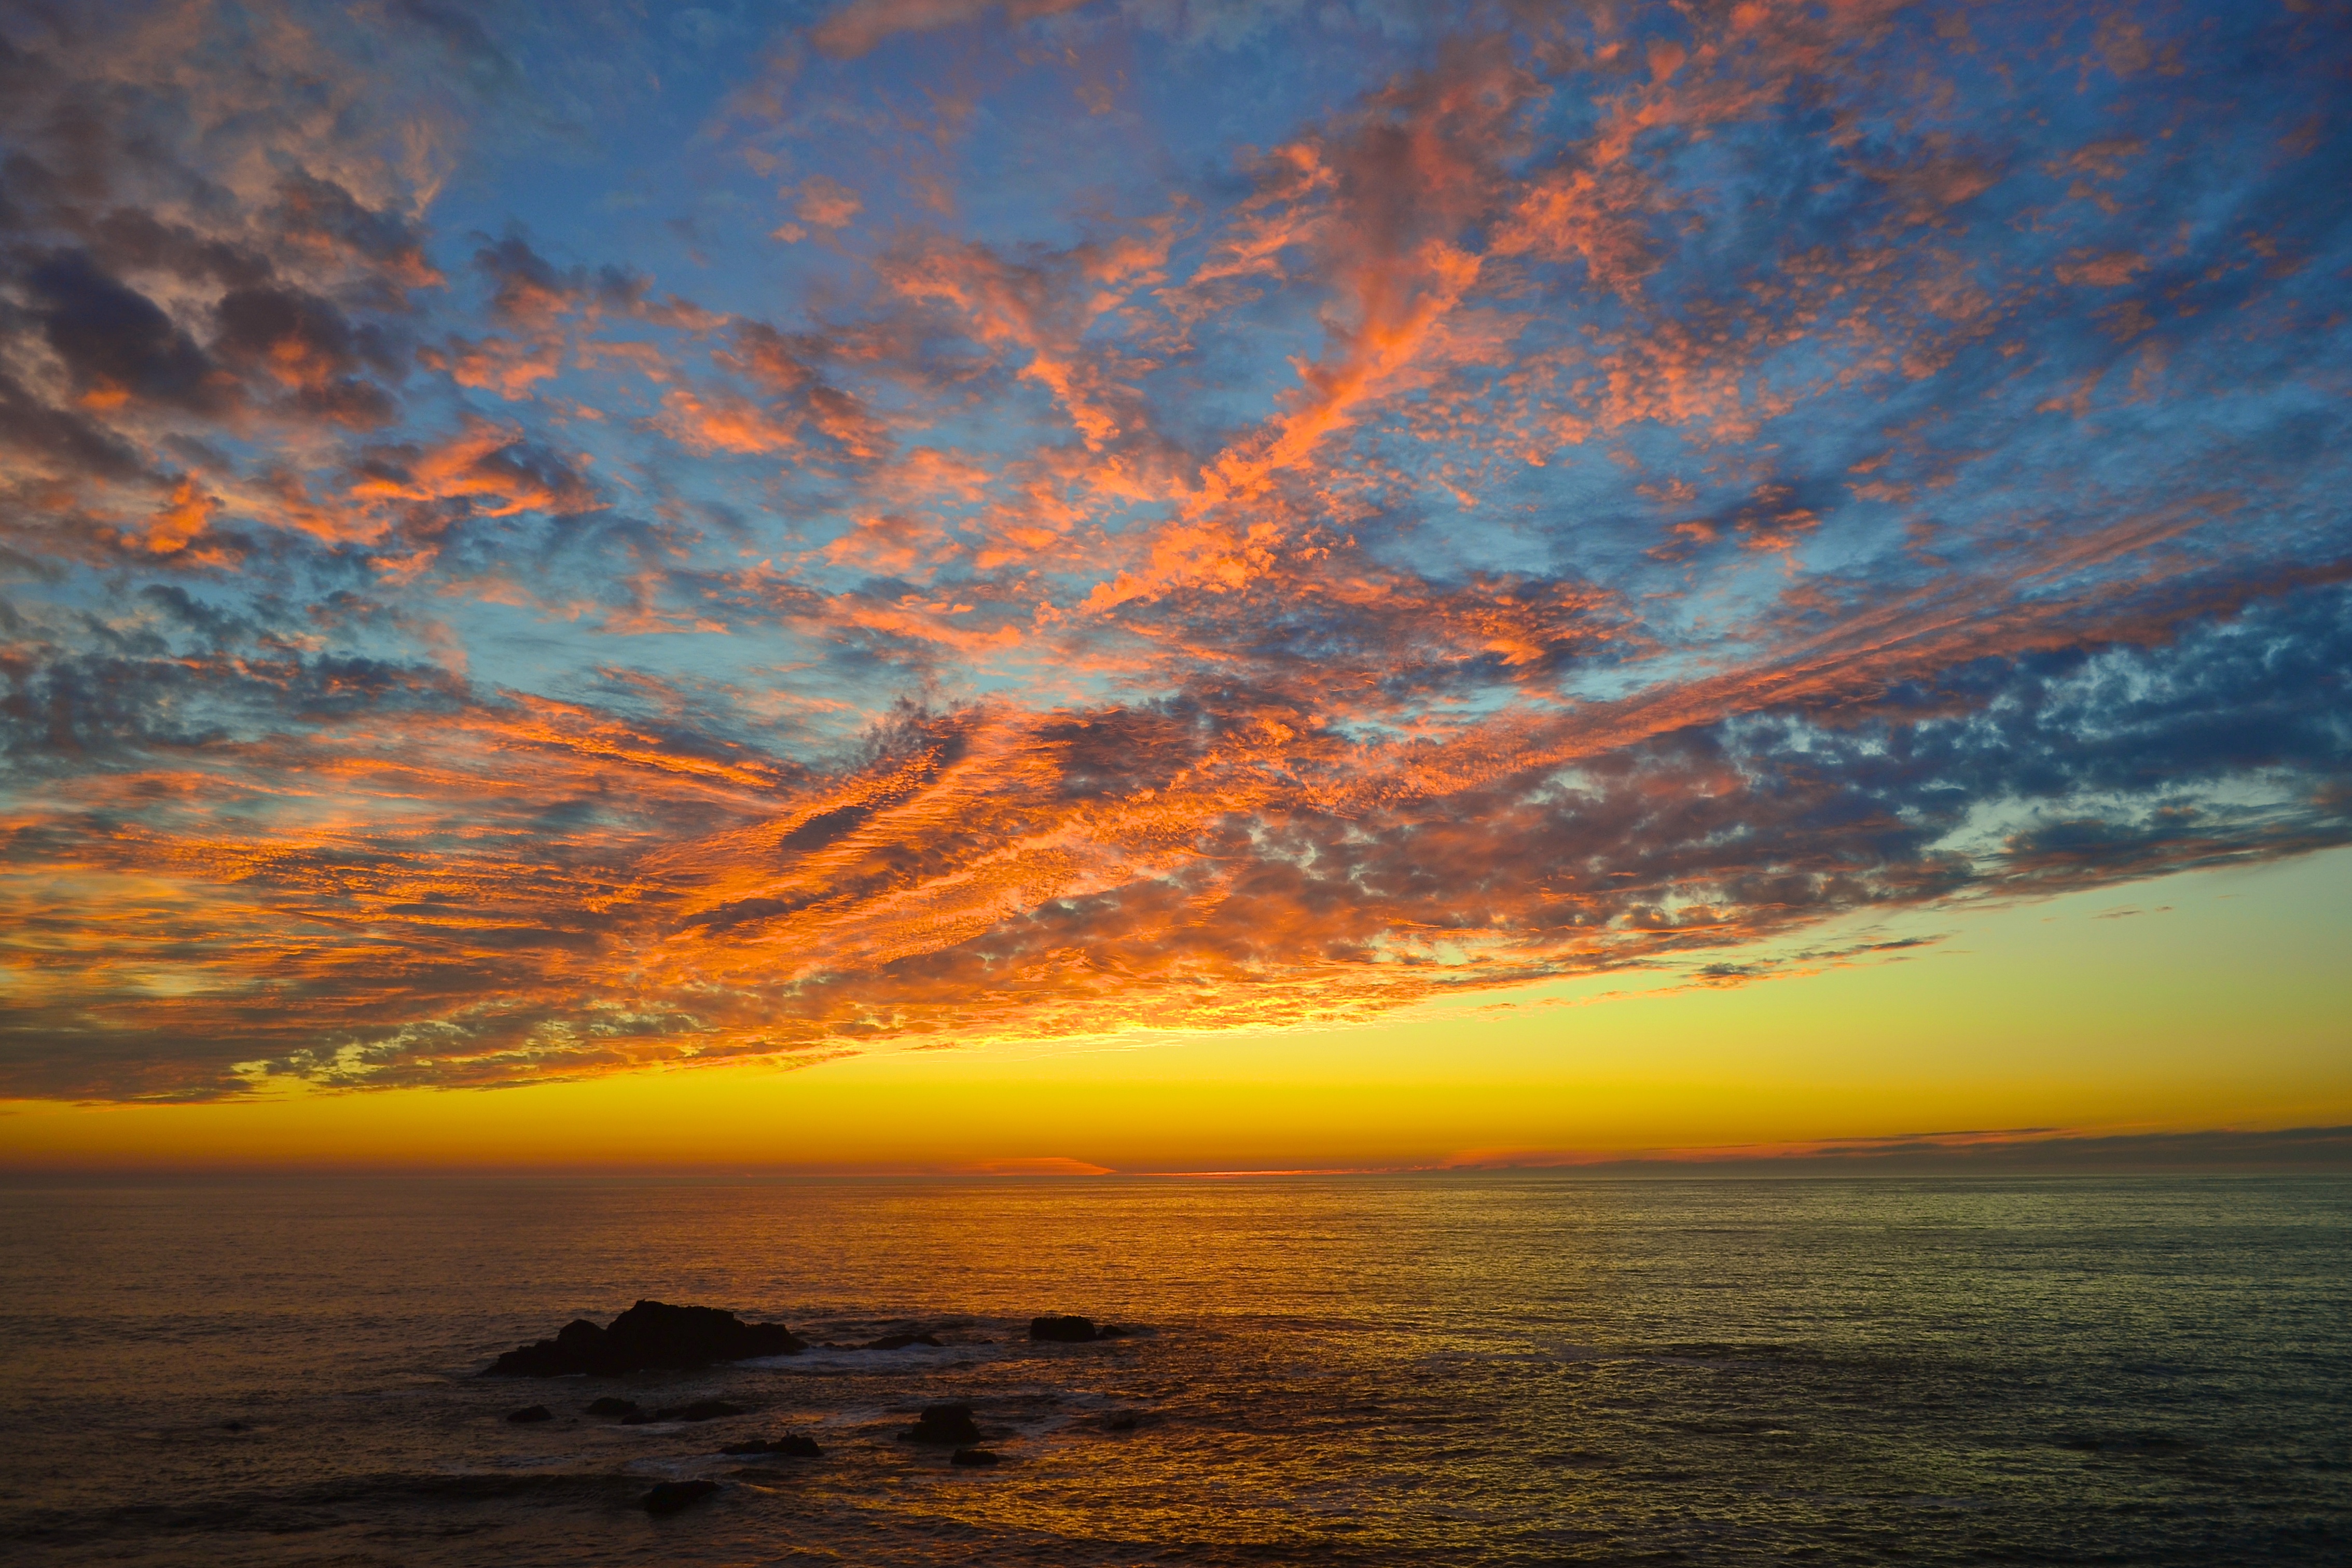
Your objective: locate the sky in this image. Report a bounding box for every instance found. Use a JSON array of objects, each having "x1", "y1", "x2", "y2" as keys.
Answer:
[{"x1": 1, "y1": 0, "x2": 2347, "y2": 1170}]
